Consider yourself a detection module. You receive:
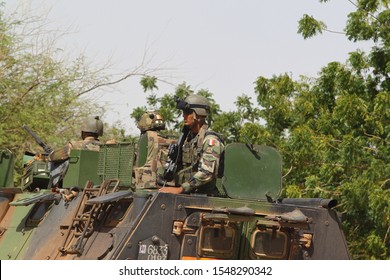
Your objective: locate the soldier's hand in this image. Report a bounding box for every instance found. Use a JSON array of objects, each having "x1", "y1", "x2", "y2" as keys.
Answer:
[{"x1": 158, "y1": 186, "x2": 184, "y2": 194}]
